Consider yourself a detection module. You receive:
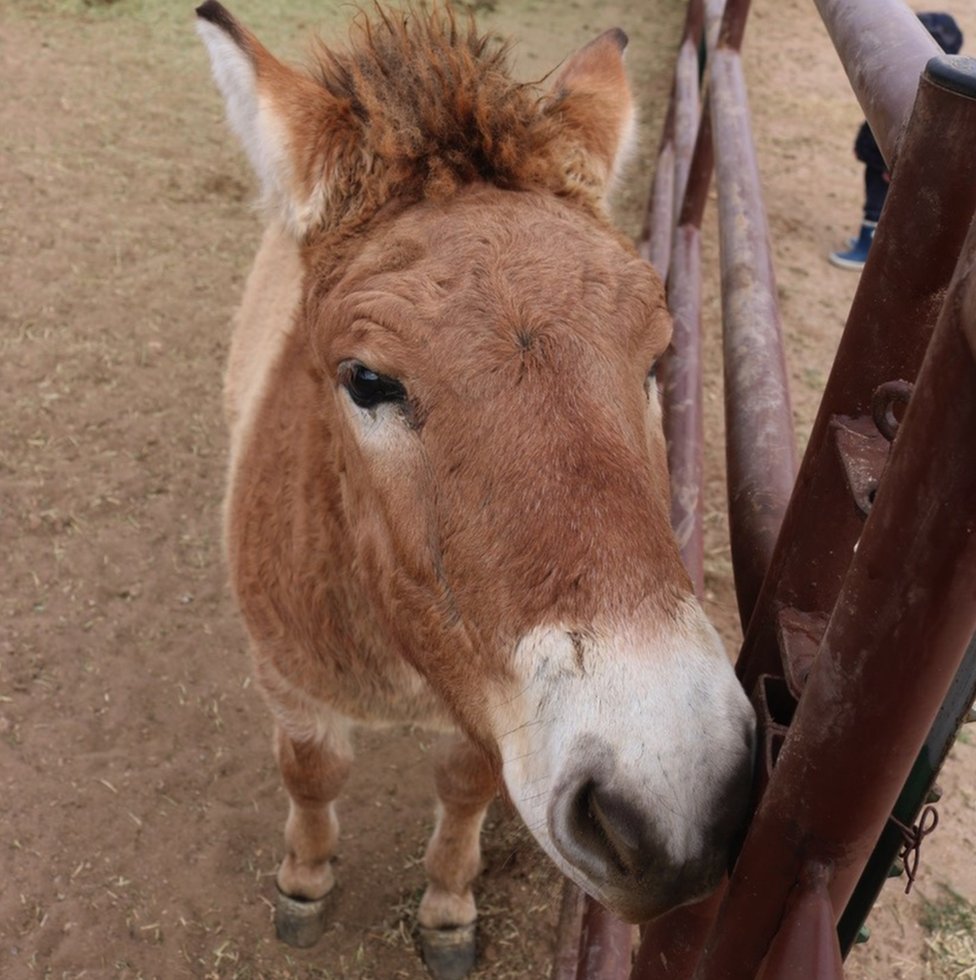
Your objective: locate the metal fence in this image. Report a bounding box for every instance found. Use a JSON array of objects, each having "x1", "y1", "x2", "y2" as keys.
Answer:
[{"x1": 552, "y1": 0, "x2": 976, "y2": 976}]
